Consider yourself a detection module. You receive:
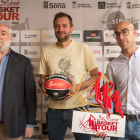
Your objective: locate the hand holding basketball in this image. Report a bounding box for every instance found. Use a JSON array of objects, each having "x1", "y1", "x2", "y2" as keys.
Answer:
[{"x1": 64, "y1": 78, "x2": 79, "y2": 100}]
